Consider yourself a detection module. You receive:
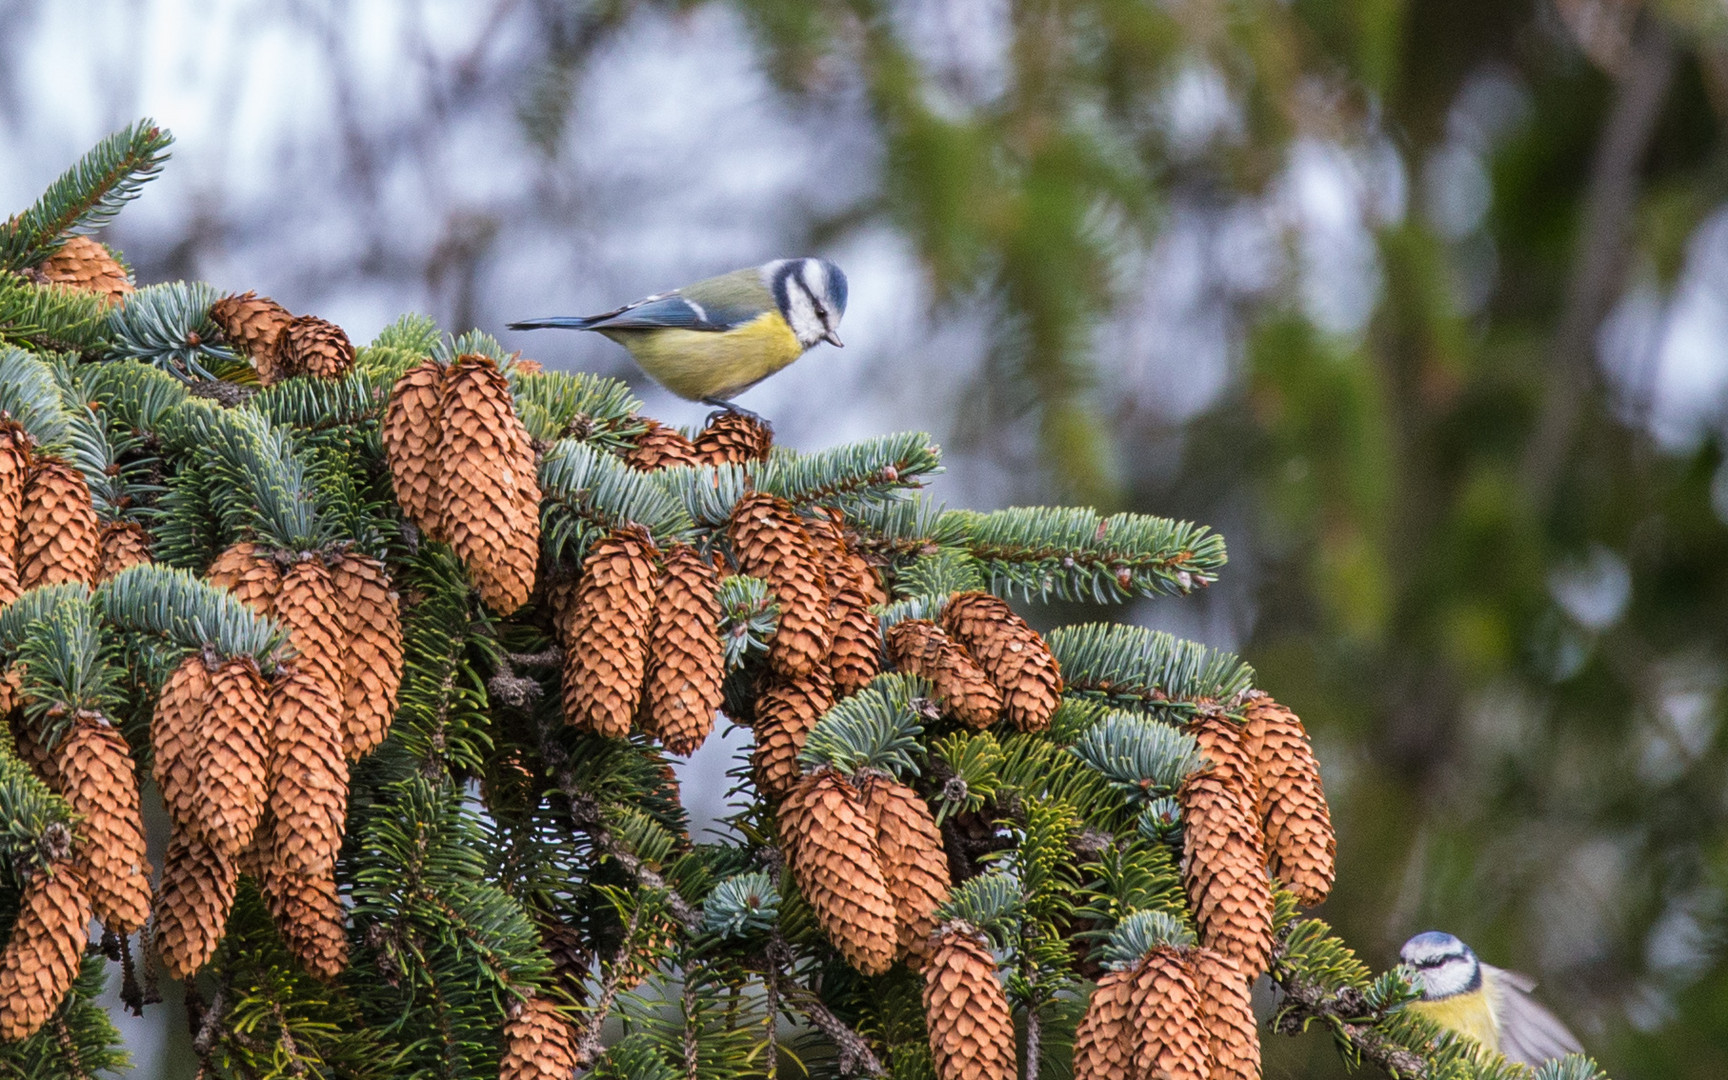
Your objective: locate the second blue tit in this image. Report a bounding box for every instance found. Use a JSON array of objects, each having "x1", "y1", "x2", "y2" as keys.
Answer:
[{"x1": 509, "y1": 258, "x2": 847, "y2": 408}]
